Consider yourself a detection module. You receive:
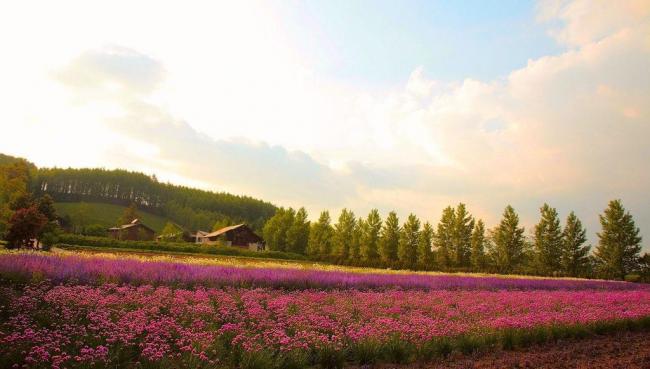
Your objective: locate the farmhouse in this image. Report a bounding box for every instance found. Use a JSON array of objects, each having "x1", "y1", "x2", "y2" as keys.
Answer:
[
  {"x1": 199, "y1": 224, "x2": 264, "y2": 251},
  {"x1": 108, "y1": 219, "x2": 155, "y2": 241}
]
